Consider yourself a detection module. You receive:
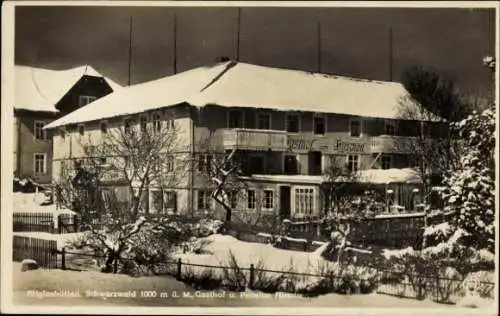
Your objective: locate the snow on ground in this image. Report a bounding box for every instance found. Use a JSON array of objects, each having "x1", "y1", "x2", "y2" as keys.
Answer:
[
  {"x1": 176, "y1": 234, "x2": 330, "y2": 273},
  {"x1": 13, "y1": 192, "x2": 75, "y2": 215},
  {"x1": 13, "y1": 232, "x2": 85, "y2": 250},
  {"x1": 11, "y1": 263, "x2": 493, "y2": 309}
]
